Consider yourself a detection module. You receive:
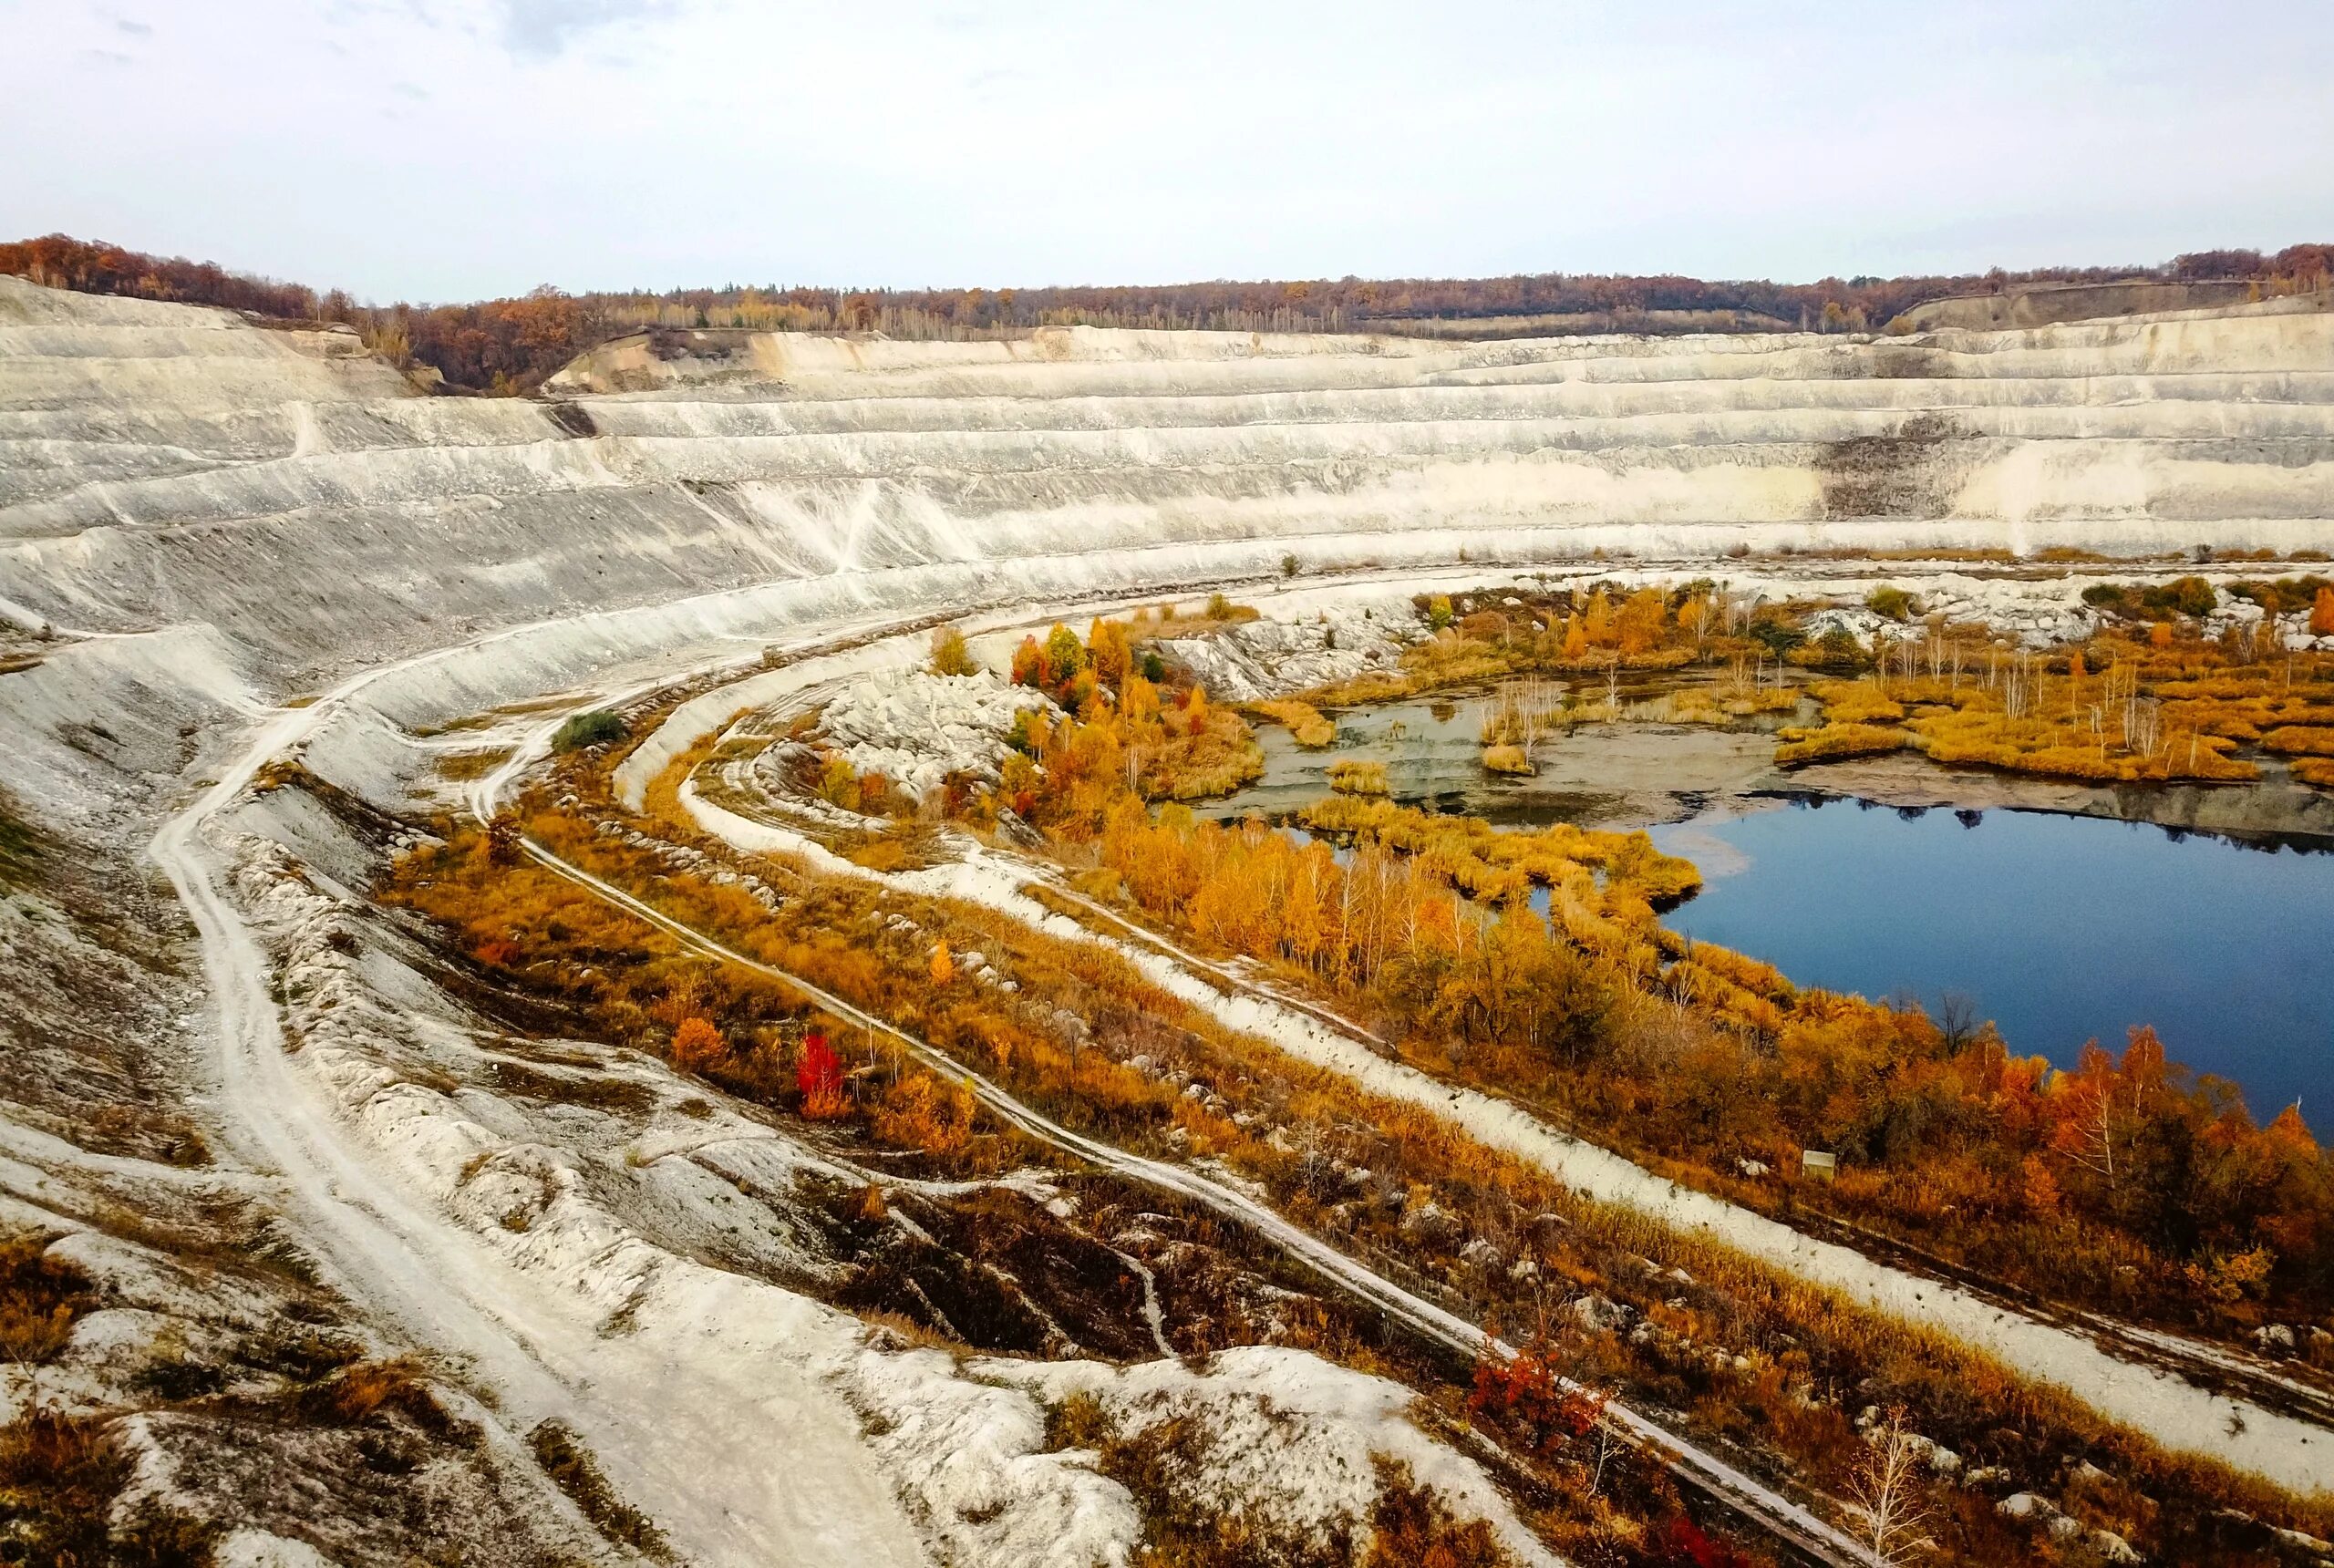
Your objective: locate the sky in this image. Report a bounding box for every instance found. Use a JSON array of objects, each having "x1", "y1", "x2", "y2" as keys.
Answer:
[{"x1": 4, "y1": 0, "x2": 2331, "y2": 304}]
